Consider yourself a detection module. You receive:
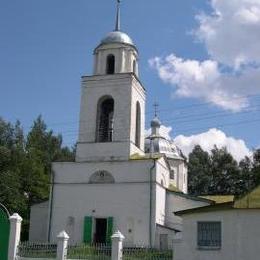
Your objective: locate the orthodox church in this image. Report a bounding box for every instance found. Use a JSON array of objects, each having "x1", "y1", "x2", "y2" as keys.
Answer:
[{"x1": 29, "y1": 2, "x2": 208, "y2": 249}]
